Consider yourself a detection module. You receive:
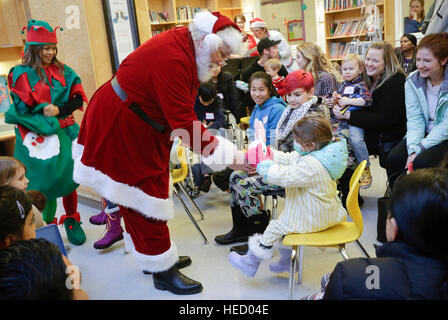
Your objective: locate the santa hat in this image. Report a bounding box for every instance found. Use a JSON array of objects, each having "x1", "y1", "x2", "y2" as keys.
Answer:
[
  {"x1": 21, "y1": 20, "x2": 63, "y2": 54},
  {"x1": 193, "y1": 11, "x2": 240, "y2": 34},
  {"x1": 250, "y1": 18, "x2": 267, "y2": 29}
]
